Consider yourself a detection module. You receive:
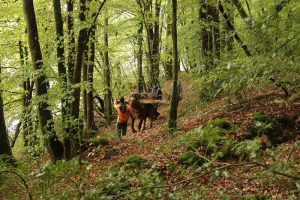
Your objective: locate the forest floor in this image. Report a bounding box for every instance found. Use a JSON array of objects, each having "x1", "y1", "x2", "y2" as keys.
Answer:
[
  {"x1": 2, "y1": 73, "x2": 300, "y2": 200},
  {"x1": 80, "y1": 72, "x2": 300, "y2": 199}
]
